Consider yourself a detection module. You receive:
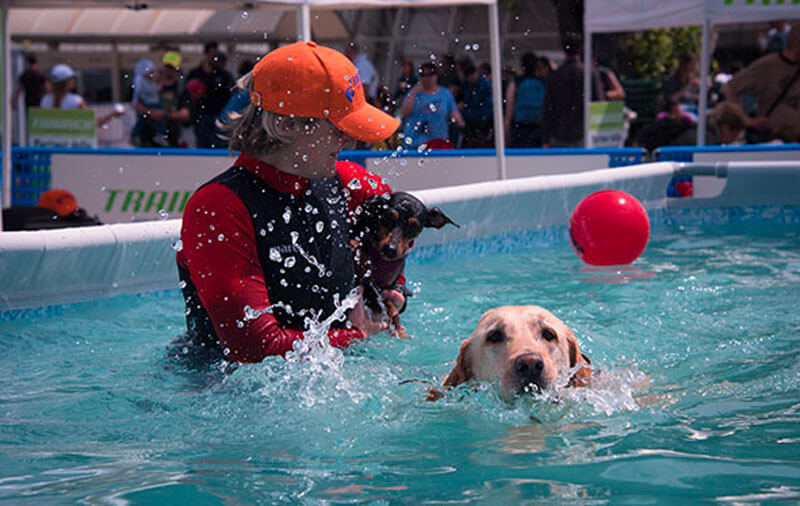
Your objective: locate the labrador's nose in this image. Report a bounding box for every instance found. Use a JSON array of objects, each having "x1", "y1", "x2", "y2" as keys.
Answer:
[{"x1": 514, "y1": 353, "x2": 544, "y2": 384}]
